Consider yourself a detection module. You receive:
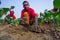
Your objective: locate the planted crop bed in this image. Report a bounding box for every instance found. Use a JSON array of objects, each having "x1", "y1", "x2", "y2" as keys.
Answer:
[
  {"x1": 0, "y1": 0, "x2": 60, "y2": 40},
  {"x1": 0, "y1": 23, "x2": 60, "y2": 40}
]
